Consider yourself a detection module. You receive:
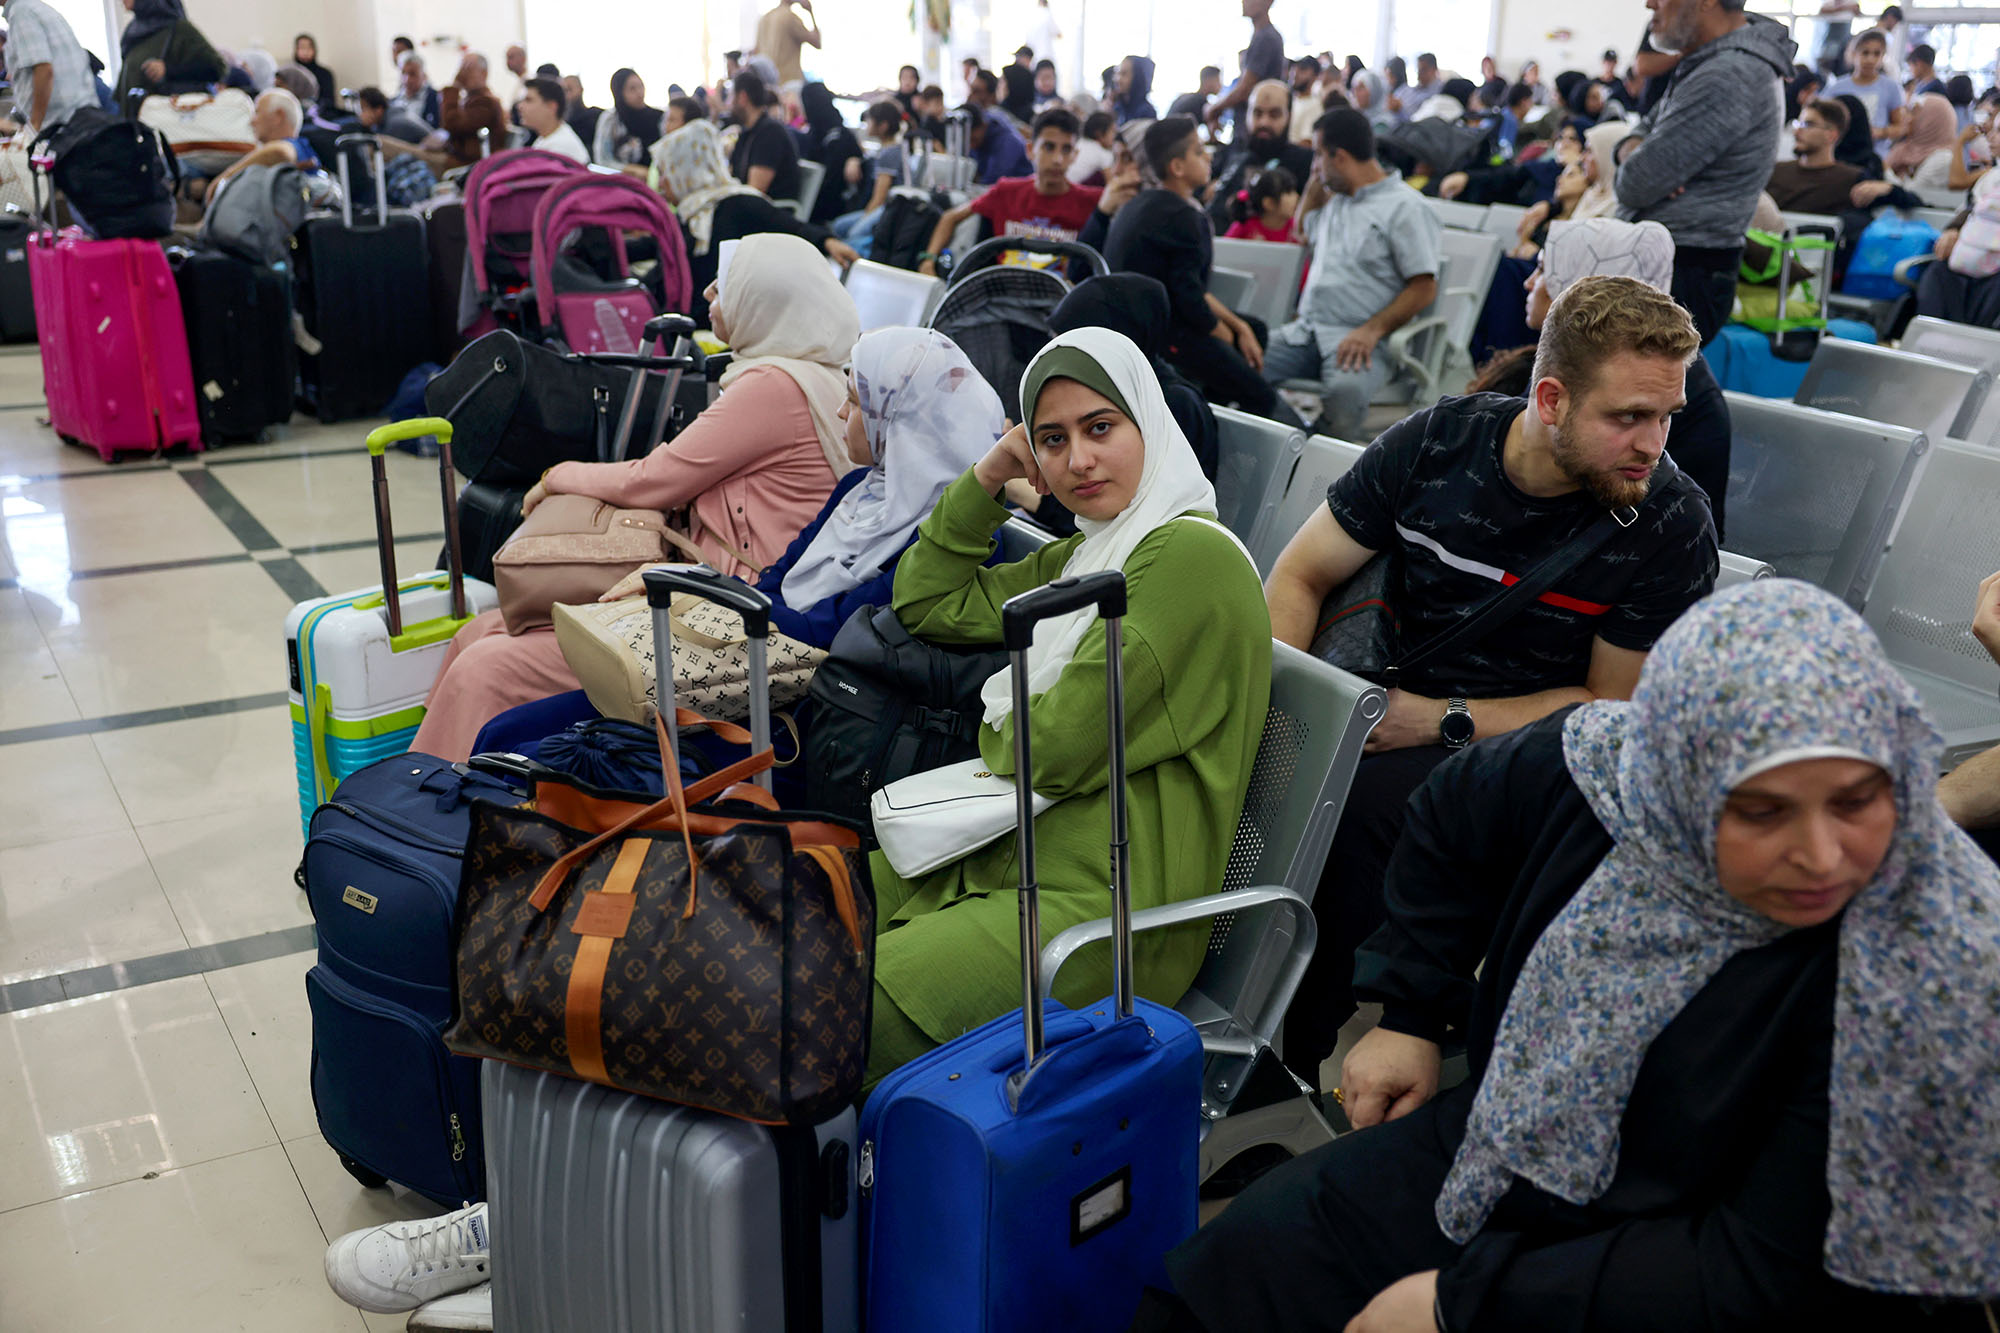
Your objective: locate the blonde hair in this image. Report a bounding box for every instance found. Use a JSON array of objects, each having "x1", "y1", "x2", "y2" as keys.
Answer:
[{"x1": 1530, "y1": 274, "x2": 1698, "y2": 400}]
